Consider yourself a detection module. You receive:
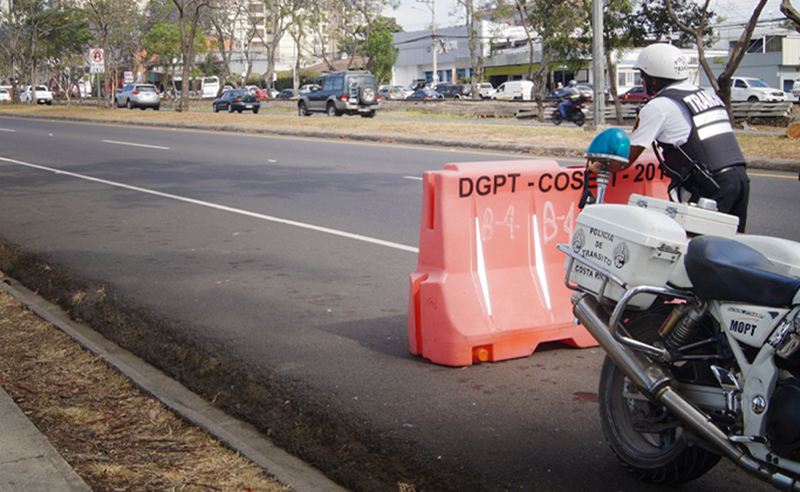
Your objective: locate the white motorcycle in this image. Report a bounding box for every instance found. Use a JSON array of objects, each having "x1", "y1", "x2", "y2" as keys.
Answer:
[{"x1": 558, "y1": 129, "x2": 800, "y2": 489}]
